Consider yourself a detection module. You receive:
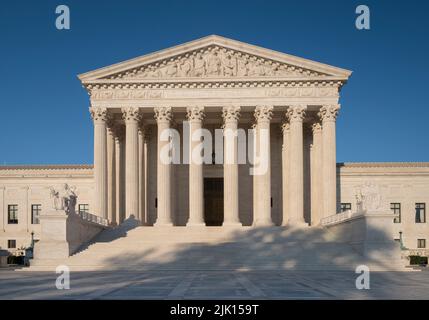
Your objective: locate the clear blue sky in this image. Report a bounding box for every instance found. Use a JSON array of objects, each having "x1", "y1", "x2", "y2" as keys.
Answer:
[{"x1": 0, "y1": 0, "x2": 428, "y2": 165}]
